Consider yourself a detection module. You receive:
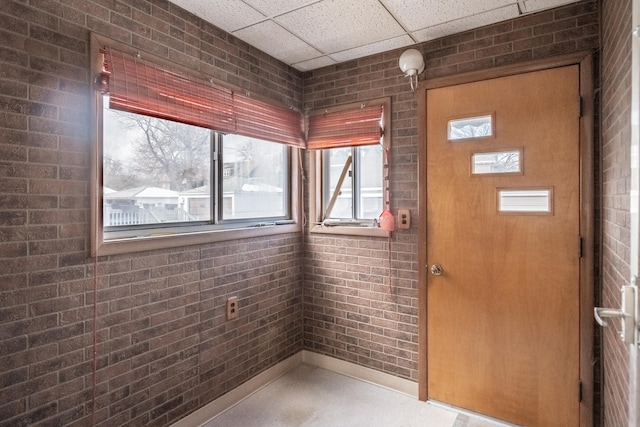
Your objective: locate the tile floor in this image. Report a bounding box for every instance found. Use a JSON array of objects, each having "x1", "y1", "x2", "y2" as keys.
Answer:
[{"x1": 205, "y1": 364, "x2": 514, "y2": 427}]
